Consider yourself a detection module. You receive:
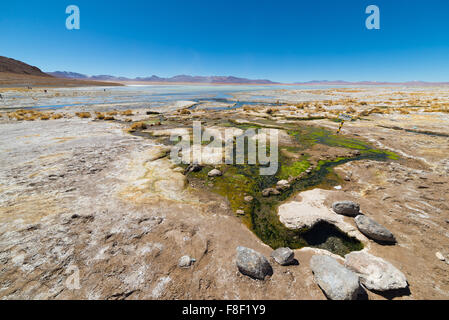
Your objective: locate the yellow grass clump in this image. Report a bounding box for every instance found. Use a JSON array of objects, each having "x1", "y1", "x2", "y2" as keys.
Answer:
[
  {"x1": 121, "y1": 110, "x2": 134, "y2": 116},
  {"x1": 95, "y1": 112, "x2": 105, "y2": 120},
  {"x1": 75, "y1": 112, "x2": 91, "y2": 119},
  {"x1": 51, "y1": 114, "x2": 63, "y2": 120},
  {"x1": 345, "y1": 106, "x2": 356, "y2": 114},
  {"x1": 7, "y1": 109, "x2": 58, "y2": 121},
  {"x1": 128, "y1": 122, "x2": 147, "y2": 131}
]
